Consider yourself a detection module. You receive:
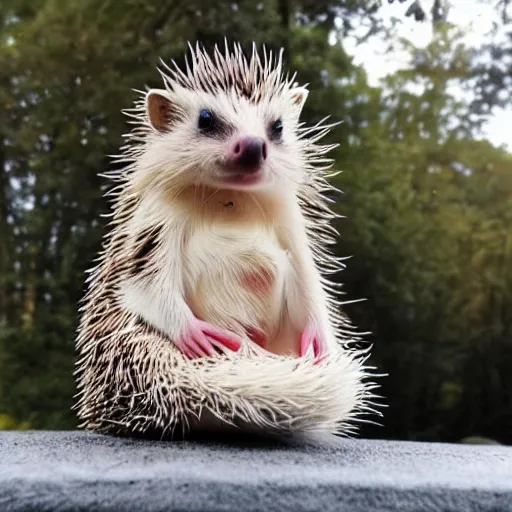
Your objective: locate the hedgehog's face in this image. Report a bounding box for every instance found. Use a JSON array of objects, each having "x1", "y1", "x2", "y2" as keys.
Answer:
[{"x1": 141, "y1": 84, "x2": 309, "y2": 195}]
